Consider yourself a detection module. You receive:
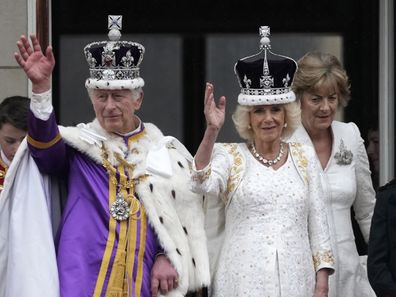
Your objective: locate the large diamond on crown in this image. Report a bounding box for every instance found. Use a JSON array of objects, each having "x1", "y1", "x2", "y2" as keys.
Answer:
[
  {"x1": 102, "y1": 46, "x2": 116, "y2": 67},
  {"x1": 102, "y1": 69, "x2": 116, "y2": 80}
]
